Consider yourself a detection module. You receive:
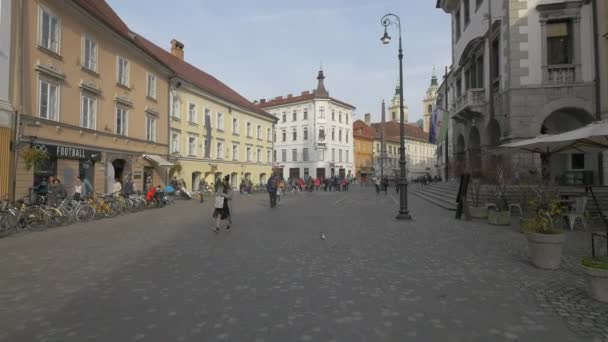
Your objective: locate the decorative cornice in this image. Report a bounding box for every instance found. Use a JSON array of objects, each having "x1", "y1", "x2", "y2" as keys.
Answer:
[
  {"x1": 79, "y1": 80, "x2": 102, "y2": 95},
  {"x1": 114, "y1": 95, "x2": 134, "y2": 107},
  {"x1": 145, "y1": 106, "x2": 160, "y2": 116},
  {"x1": 35, "y1": 63, "x2": 66, "y2": 81}
]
